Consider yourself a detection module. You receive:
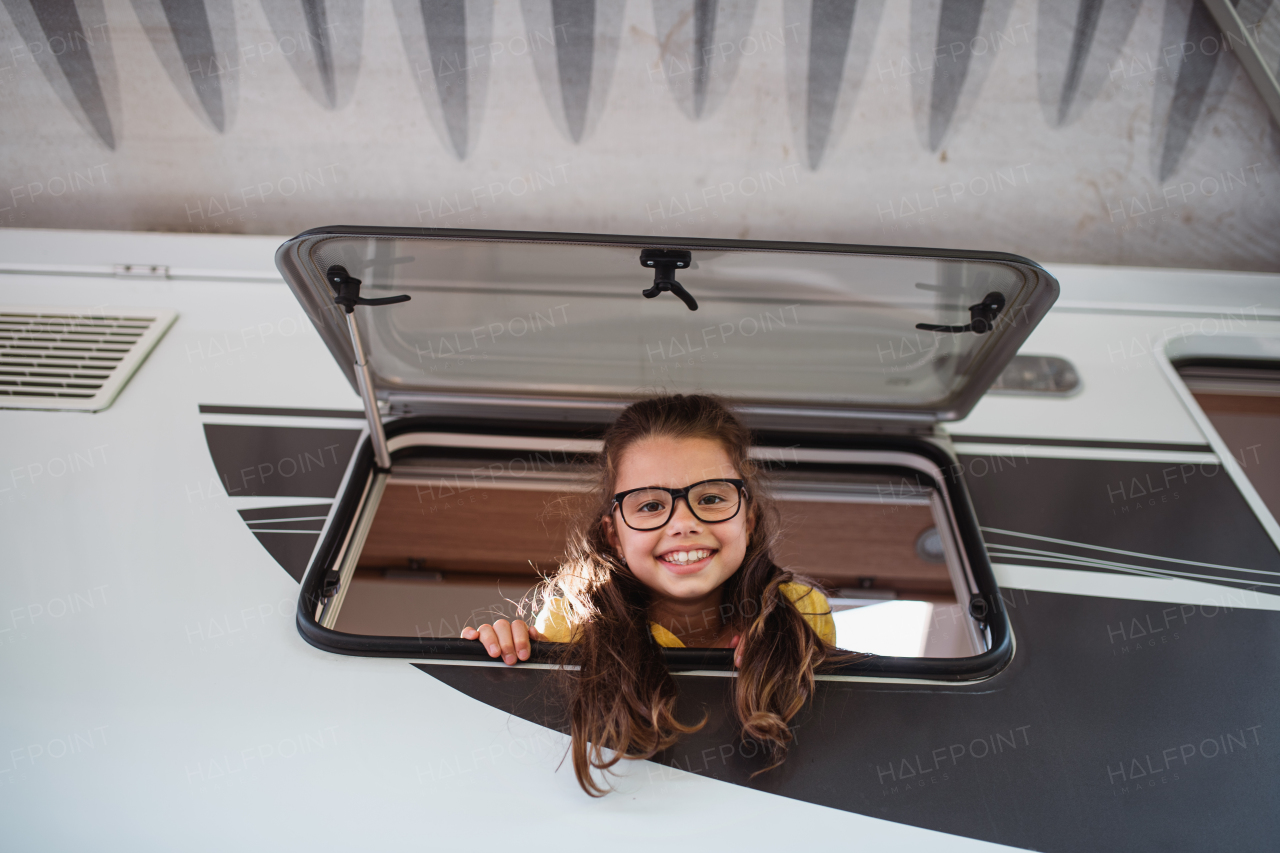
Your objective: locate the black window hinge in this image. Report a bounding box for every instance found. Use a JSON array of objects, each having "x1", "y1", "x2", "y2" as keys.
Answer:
[{"x1": 917, "y1": 291, "x2": 1005, "y2": 334}]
